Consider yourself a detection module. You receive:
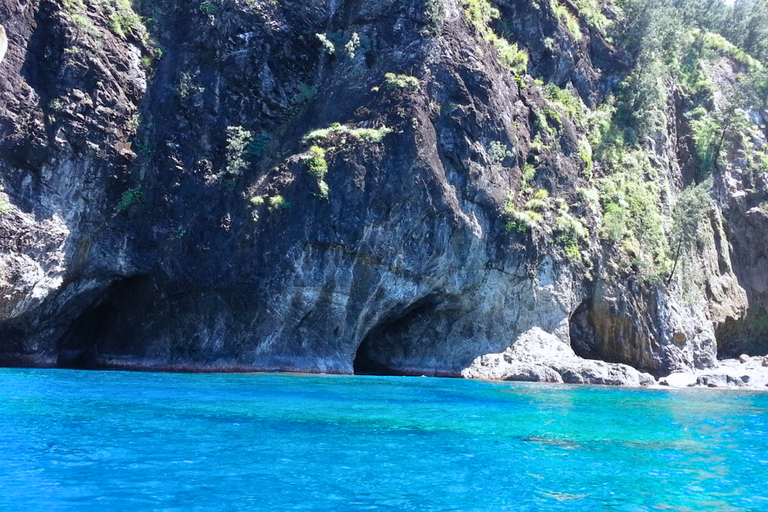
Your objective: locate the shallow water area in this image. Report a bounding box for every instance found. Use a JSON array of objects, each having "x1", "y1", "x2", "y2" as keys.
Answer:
[{"x1": 1, "y1": 369, "x2": 767, "y2": 511}]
